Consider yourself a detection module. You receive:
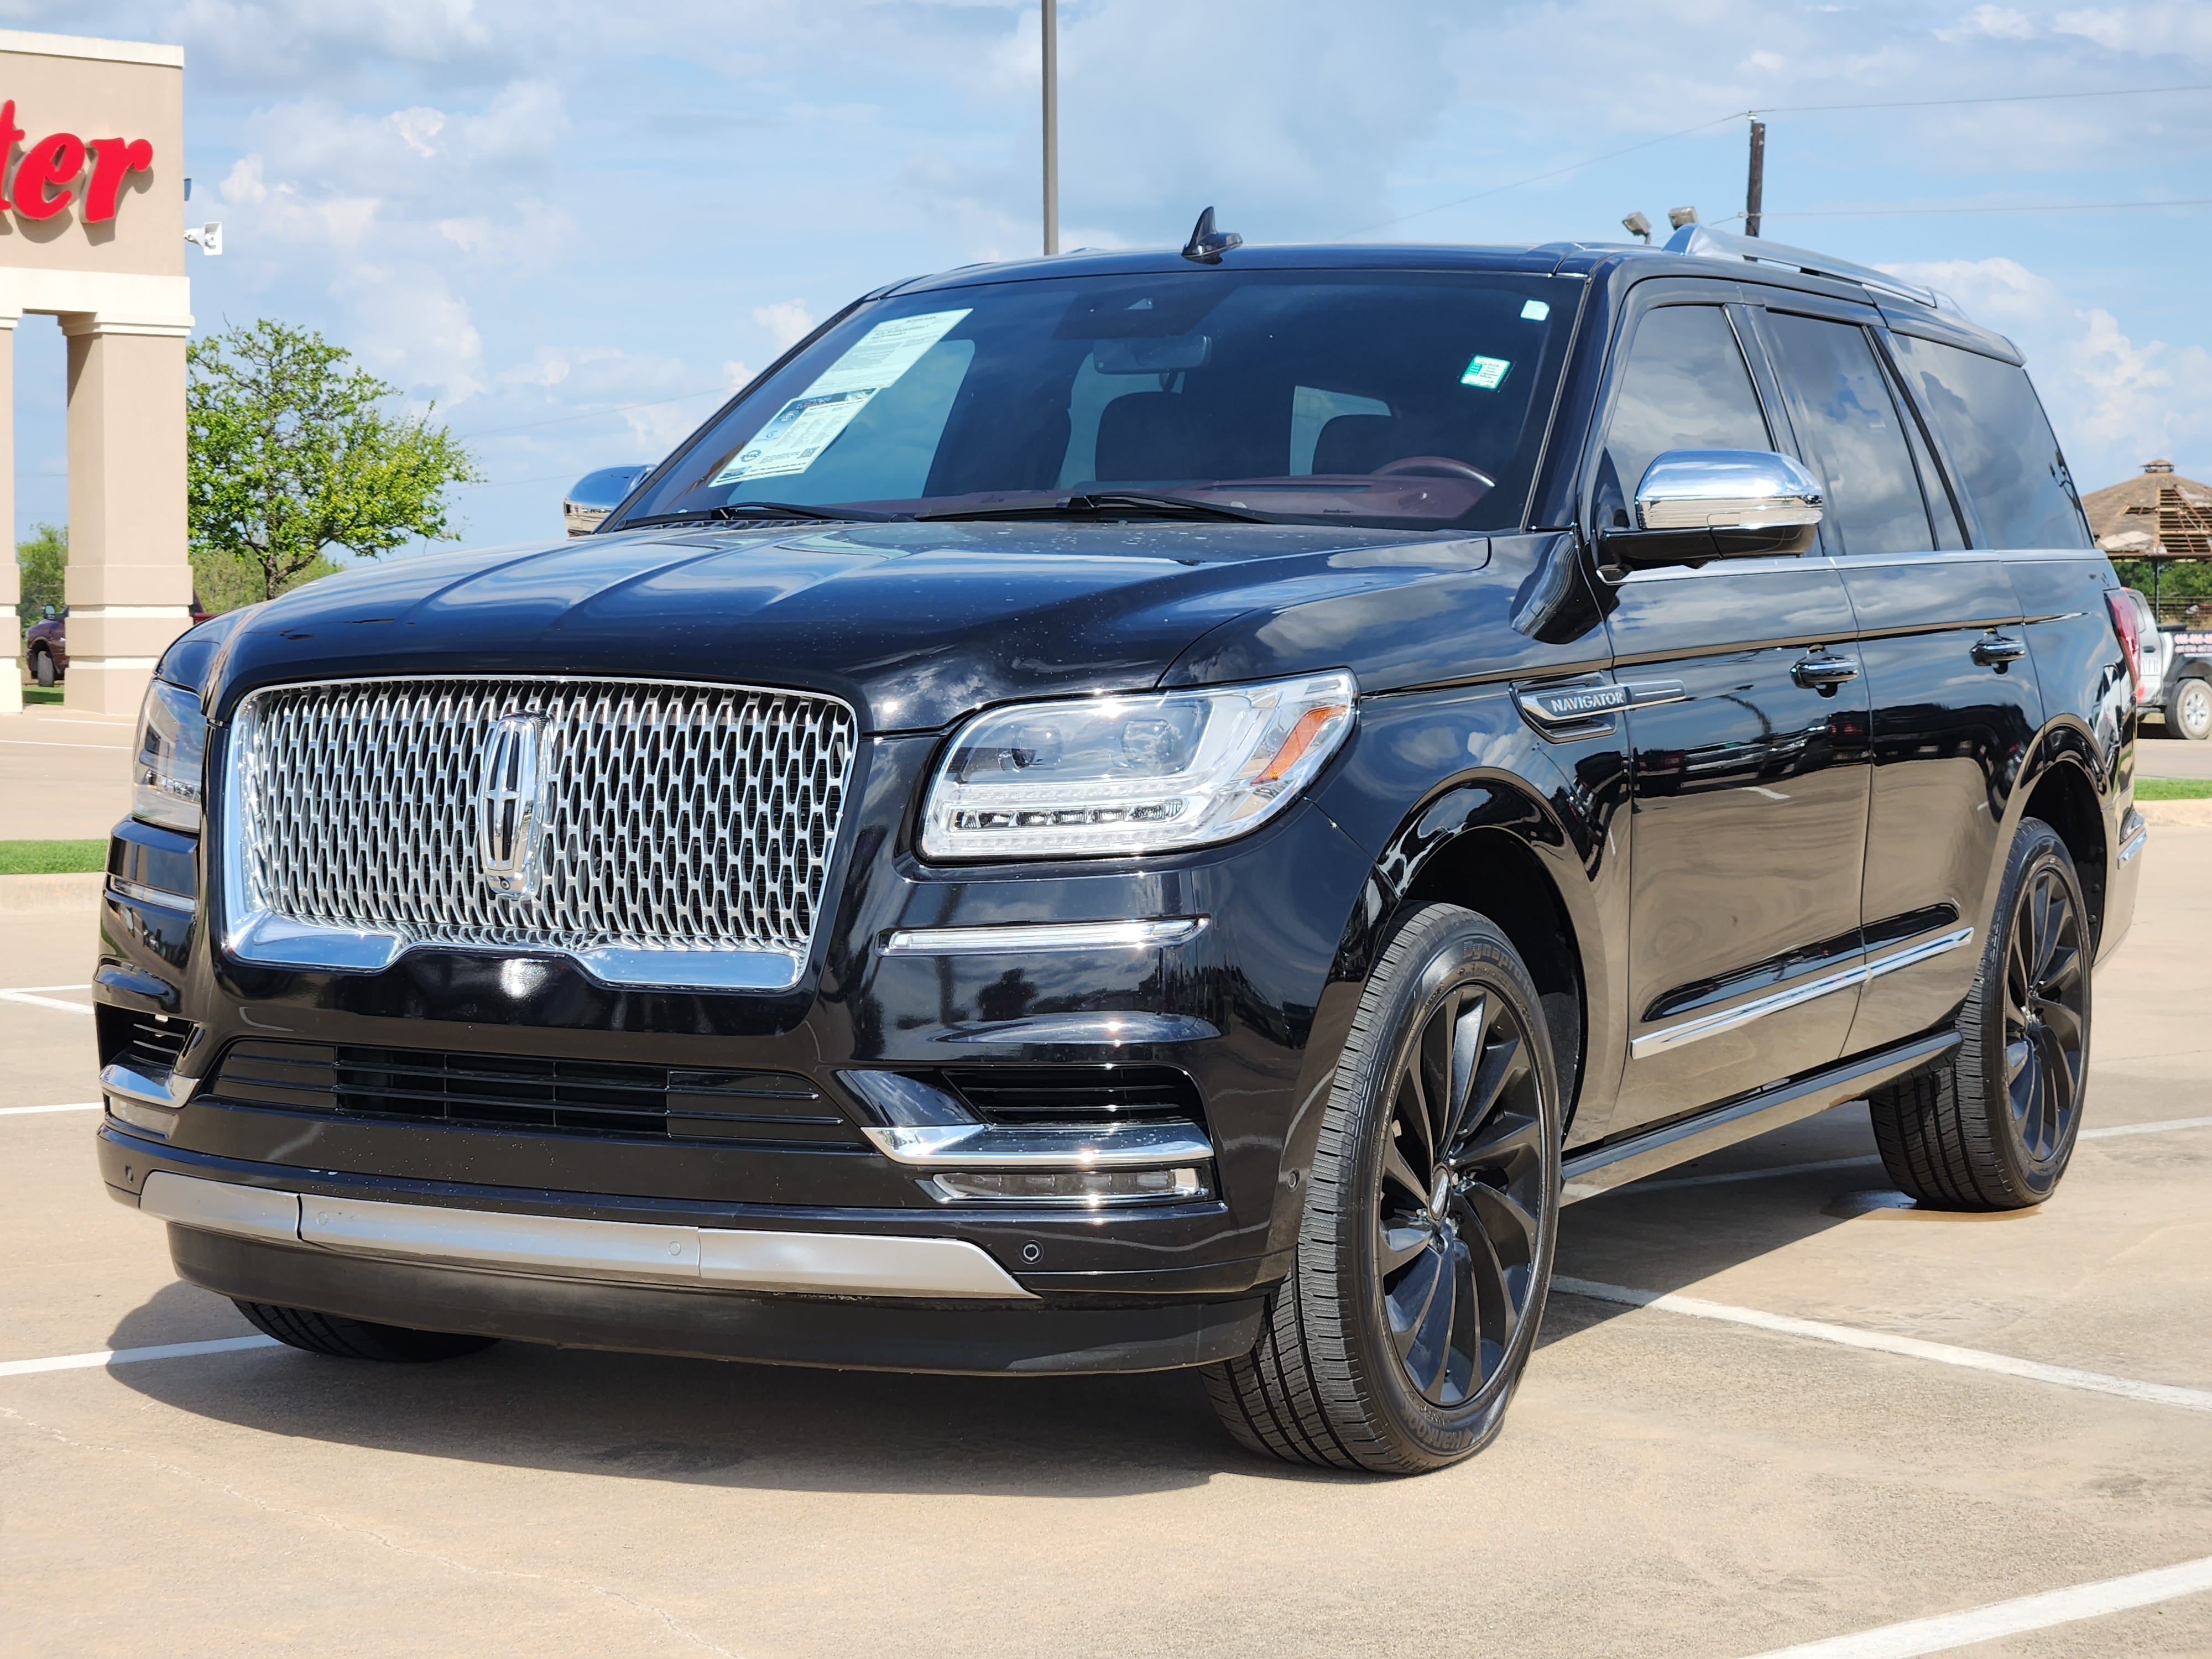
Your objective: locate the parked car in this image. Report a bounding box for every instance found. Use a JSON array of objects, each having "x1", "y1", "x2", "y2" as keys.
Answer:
[
  {"x1": 95, "y1": 223, "x2": 2141, "y2": 1473},
  {"x1": 24, "y1": 597, "x2": 212, "y2": 686},
  {"x1": 2117, "y1": 586, "x2": 2212, "y2": 740}
]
